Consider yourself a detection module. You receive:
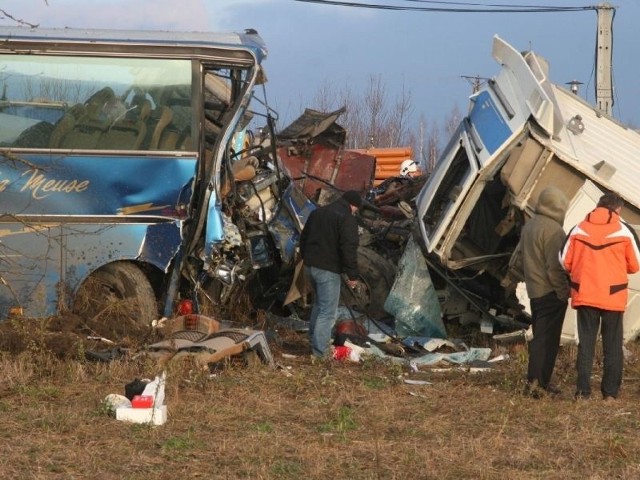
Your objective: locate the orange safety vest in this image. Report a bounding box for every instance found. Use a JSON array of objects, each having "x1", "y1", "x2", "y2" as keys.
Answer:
[{"x1": 560, "y1": 207, "x2": 640, "y2": 311}]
